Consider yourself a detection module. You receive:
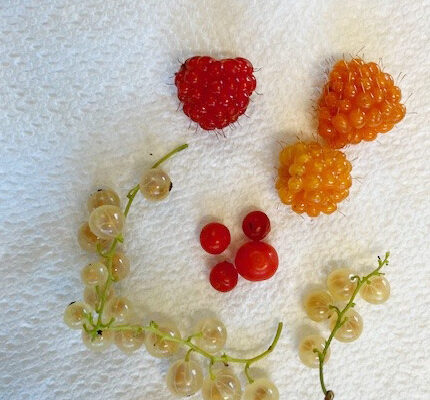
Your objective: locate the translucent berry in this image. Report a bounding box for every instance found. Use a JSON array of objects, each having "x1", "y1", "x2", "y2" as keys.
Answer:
[
  {"x1": 201, "y1": 367, "x2": 242, "y2": 400},
  {"x1": 139, "y1": 168, "x2": 172, "y2": 201},
  {"x1": 326, "y1": 268, "x2": 357, "y2": 301},
  {"x1": 144, "y1": 322, "x2": 181, "y2": 358},
  {"x1": 243, "y1": 378, "x2": 279, "y2": 400},
  {"x1": 81, "y1": 262, "x2": 108, "y2": 287},
  {"x1": 175, "y1": 56, "x2": 256, "y2": 131},
  {"x1": 82, "y1": 329, "x2": 113, "y2": 352},
  {"x1": 104, "y1": 296, "x2": 133, "y2": 324},
  {"x1": 360, "y1": 275, "x2": 390, "y2": 304},
  {"x1": 276, "y1": 142, "x2": 351, "y2": 217},
  {"x1": 303, "y1": 290, "x2": 334, "y2": 322},
  {"x1": 111, "y1": 251, "x2": 130, "y2": 282},
  {"x1": 63, "y1": 301, "x2": 91, "y2": 329},
  {"x1": 330, "y1": 309, "x2": 363, "y2": 342},
  {"x1": 166, "y1": 359, "x2": 204, "y2": 396},
  {"x1": 318, "y1": 58, "x2": 406, "y2": 148},
  {"x1": 77, "y1": 222, "x2": 111, "y2": 253},
  {"x1": 88, "y1": 205, "x2": 124, "y2": 240},
  {"x1": 87, "y1": 188, "x2": 120, "y2": 212},
  {"x1": 299, "y1": 334, "x2": 330, "y2": 368},
  {"x1": 194, "y1": 318, "x2": 227, "y2": 353},
  {"x1": 115, "y1": 329, "x2": 145, "y2": 354}
]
